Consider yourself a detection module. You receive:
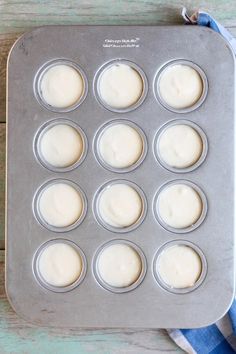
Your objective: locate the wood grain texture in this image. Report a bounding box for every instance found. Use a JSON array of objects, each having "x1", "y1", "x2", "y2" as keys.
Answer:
[
  {"x1": 0, "y1": 251, "x2": 183, "y2": 353},
  {"x1": 0, "y1": 33, "x2": 21, "y2": 123},
  {"x1": 0, "y1": 124, "x2": 5, "y2": 250},
  {"x1": 1, "y1": 0, "x2": 236, "y2": 33}
]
